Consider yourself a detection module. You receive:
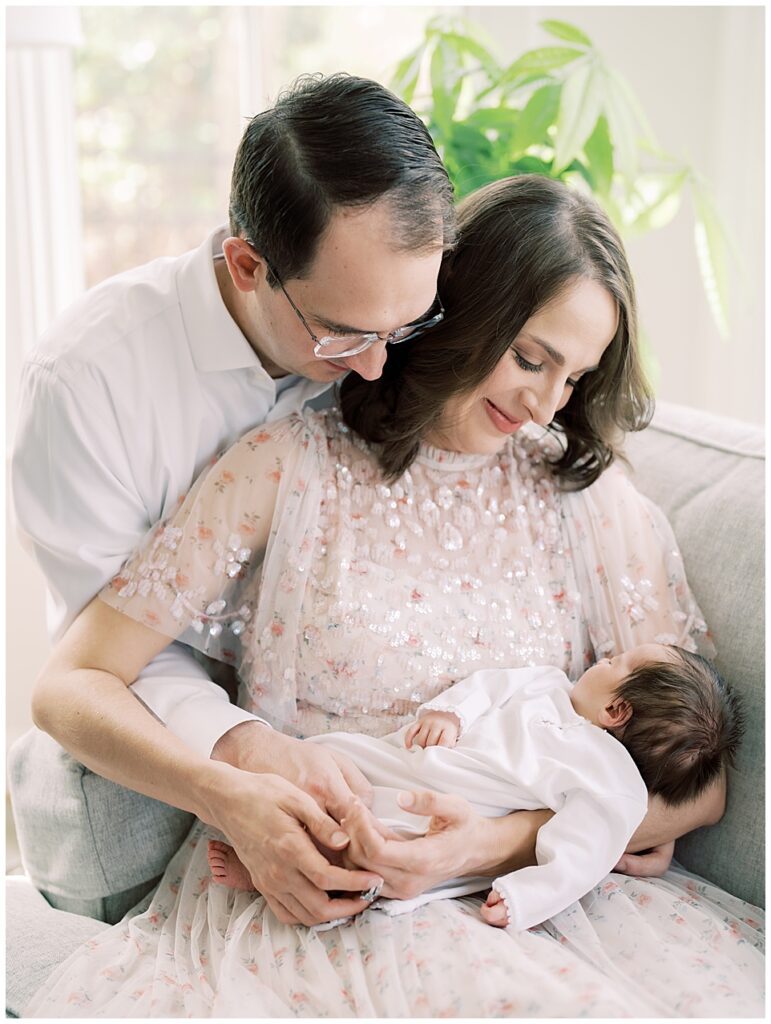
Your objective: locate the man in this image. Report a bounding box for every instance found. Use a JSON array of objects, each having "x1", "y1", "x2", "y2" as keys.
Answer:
[{"x1": 10, "y1": 73, "x2": 456, "y2": 927}]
